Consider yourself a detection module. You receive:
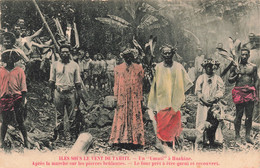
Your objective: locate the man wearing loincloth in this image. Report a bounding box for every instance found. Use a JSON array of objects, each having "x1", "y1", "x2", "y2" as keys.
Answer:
[{"x1": 228, "y1": 48, "x2": 258, "y2": 144}]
